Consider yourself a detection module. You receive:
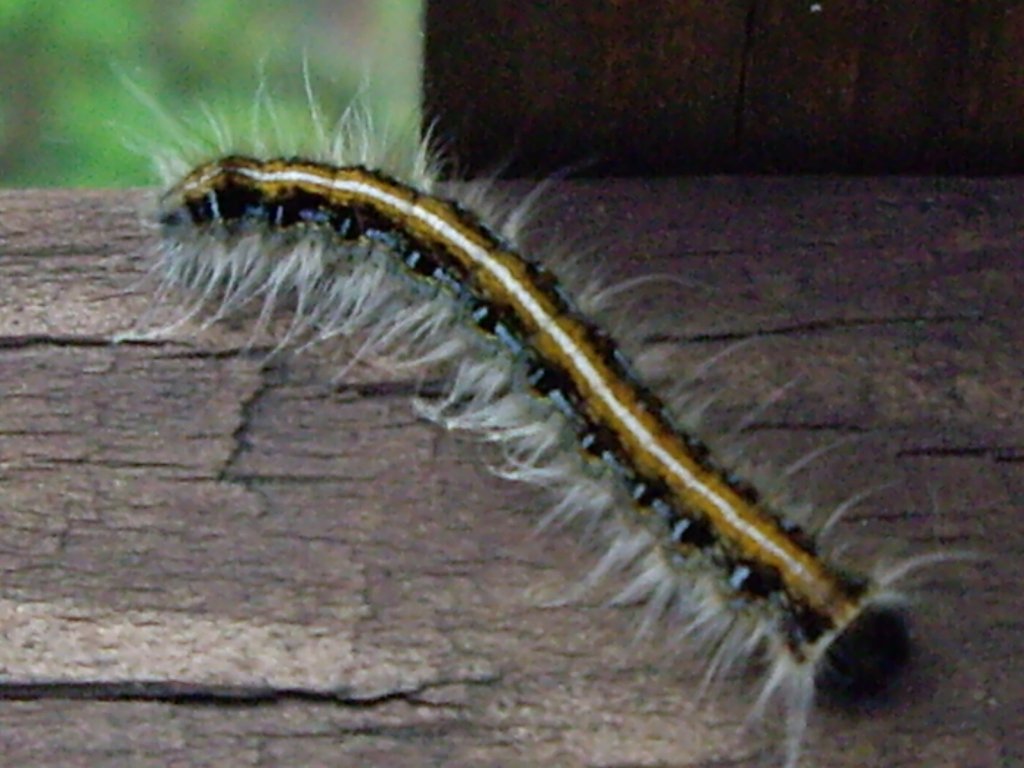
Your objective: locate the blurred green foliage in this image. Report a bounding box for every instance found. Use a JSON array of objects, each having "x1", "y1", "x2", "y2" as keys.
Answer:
[{"x1": 0, "y1": 0, "x2": 421, "y2": 187}]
